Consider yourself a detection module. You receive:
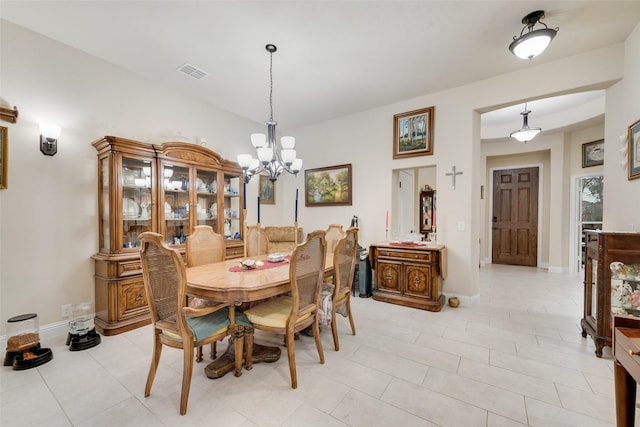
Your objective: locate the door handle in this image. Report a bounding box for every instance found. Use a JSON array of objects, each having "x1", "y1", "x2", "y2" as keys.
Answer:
[{"x1": 492, "y1": 216, "x2": 497, "y2": 222}]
